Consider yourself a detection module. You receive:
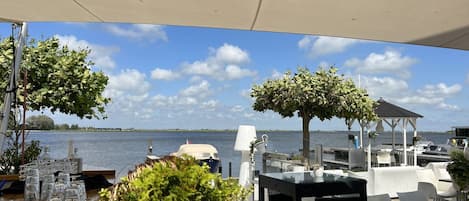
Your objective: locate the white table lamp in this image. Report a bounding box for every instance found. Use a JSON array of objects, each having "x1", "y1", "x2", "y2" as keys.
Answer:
[
  {"x1": 235, "y1": 125, "x2": 257, "y2": 189},
  {"x1": 234, "y1": 125, "x2": 257, "y2": 151}
]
